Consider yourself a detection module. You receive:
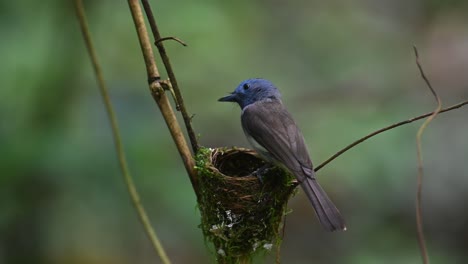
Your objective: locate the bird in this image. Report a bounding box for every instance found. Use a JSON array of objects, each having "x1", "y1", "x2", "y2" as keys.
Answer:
[{"x1": 218, "y1": 78, "x2": 346, "y2": 232}]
